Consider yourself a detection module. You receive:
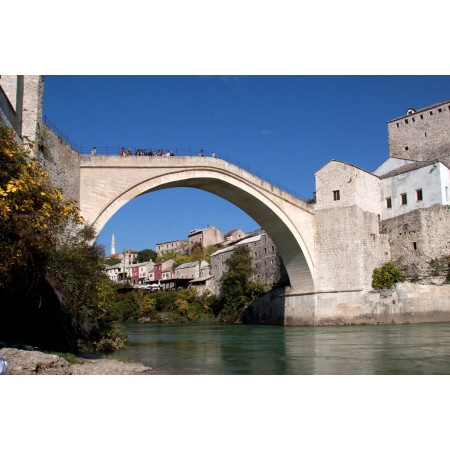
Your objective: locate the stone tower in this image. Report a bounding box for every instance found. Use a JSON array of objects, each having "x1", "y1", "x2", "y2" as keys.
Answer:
[
  {"x1": 0, "y1": 75, "x2": 44, "y2": 154},
  {"x1": 387, "y1": 100, "x2": 450, "y2": 161}
]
